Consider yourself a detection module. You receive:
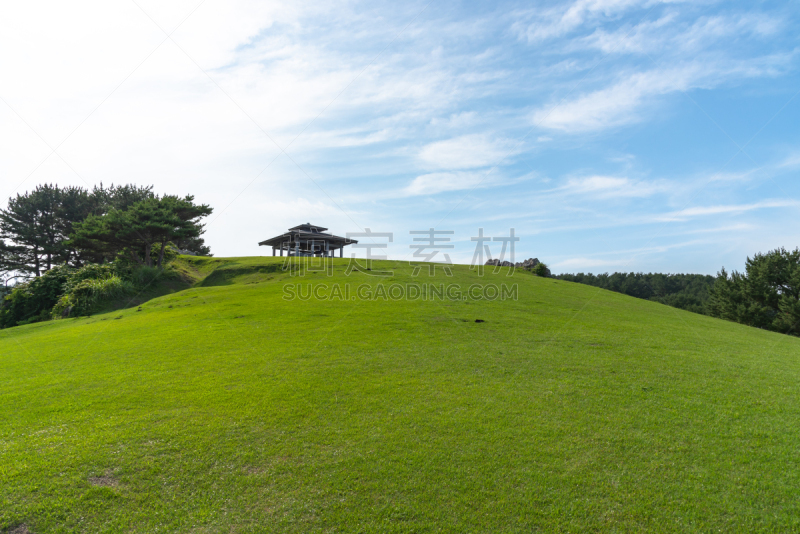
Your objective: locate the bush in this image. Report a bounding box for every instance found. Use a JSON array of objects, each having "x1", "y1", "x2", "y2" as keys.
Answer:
[
  {"x1": 0, "y1": 265, "x2": 73, "y2": 328},
  {"x1": 1, "y1": 256, "x2": 186, "y2": 327},
  {"x1": 530, "y1": 262, "x2": 551, "y2": 277},
  {"x1": 53, "y1": 262, "x2": 138, "y2": 318},
  {"x1": 52, "y1": 275, "x2": 133, "y2": 318},
  {"x1": 52, "y1": 262, "x2": 179, "y2": 318}
]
